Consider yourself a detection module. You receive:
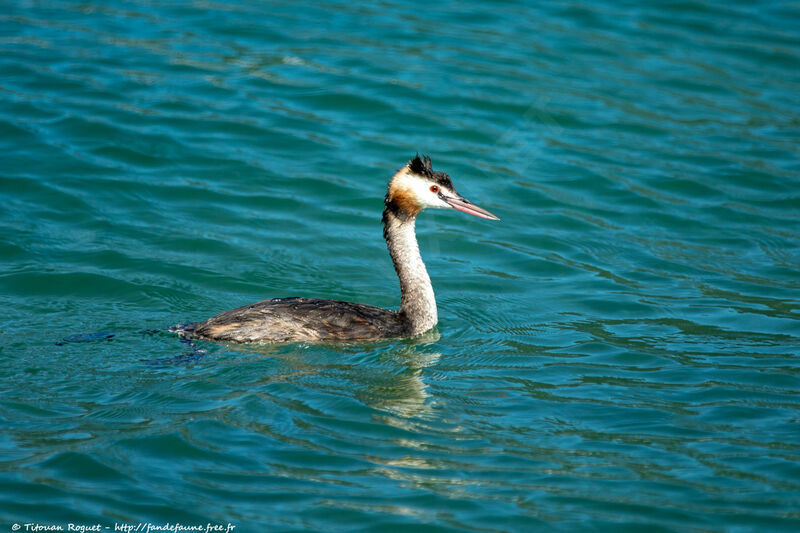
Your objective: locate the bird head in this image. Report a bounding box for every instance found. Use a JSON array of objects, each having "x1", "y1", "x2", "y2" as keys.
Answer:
[{"x1": 385, "y1": 155, "x2": 499, "y2": 221}]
